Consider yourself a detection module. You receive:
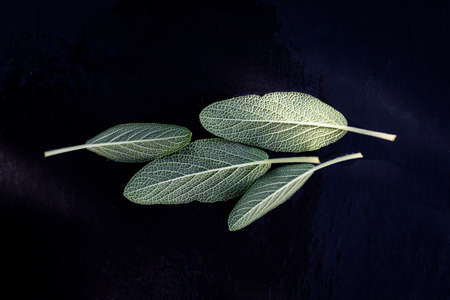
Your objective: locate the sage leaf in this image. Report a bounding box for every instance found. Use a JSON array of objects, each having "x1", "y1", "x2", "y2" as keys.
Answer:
[
  {"x1": 199, "y1": 92, "x2": 396, "y2": 152},
  {"x1": 228, "y1": 152, "x2": 363, "y2": 231},
  {"x1": 123, "y1": 138, "x2": 319, "y2": 205},
  {"x1": 44, "y1": 123, "x2": 192, "y2": 163}
]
